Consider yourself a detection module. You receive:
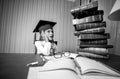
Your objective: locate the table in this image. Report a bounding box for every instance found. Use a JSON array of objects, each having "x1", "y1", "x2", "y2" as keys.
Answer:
[
  {"x1": 0, "y1": 53, "x2": 120, "y2": 79},
  {"x1": 0, "y1": 53, "x2": 36, "y2": 79}
]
